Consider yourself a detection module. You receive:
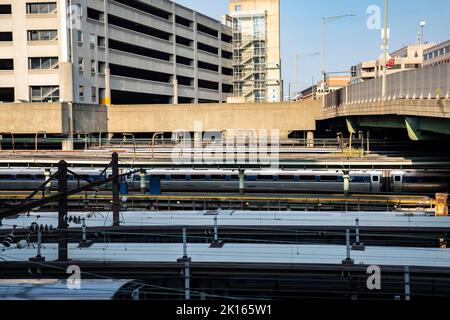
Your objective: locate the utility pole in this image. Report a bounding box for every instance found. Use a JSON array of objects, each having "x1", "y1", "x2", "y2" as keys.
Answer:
[
  {"x1": 112, "y1": 152, "x2": 120, "y2": 226},
  {"x1": 321, "y1": 17, "x2": 326, "y2": 108},
  {"x1": 58, "y1": 160, "x2": 68, "y2": 261},
  {"x1": 381, "y1": 0, "x2": 389, "y2": 100}
]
